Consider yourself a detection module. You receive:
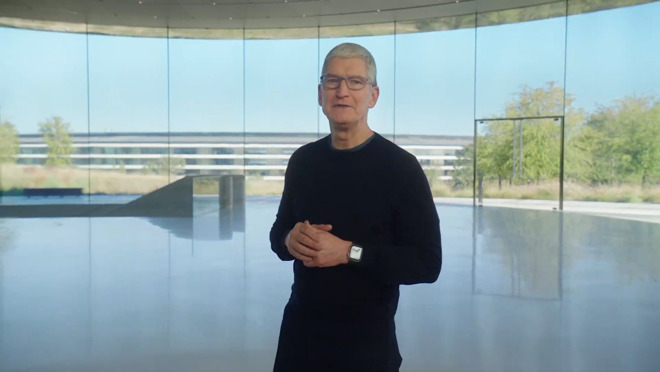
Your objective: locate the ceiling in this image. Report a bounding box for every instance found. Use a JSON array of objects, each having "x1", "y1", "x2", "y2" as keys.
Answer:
[{"x1": 0, "y1": 0, "x2": 562, "y2": 30}]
